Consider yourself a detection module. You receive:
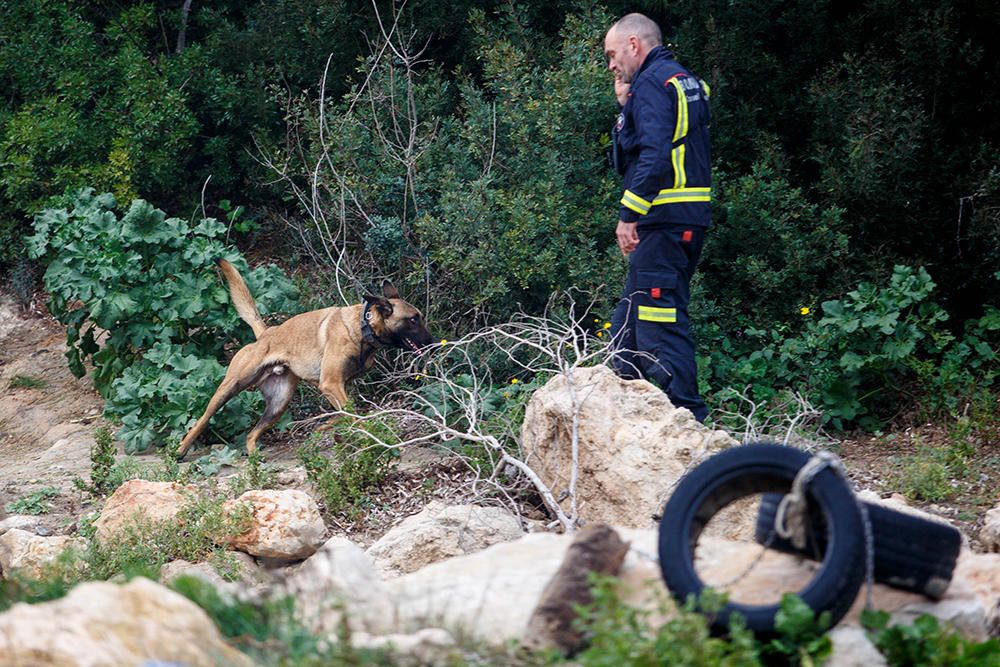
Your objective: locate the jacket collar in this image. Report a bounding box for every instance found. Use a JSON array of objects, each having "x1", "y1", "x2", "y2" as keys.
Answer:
[{"x1": 636, "y1": 45, "x2": 673, "y2": 78}]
